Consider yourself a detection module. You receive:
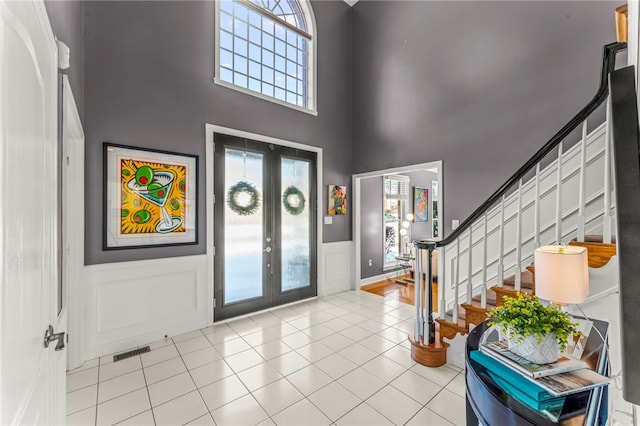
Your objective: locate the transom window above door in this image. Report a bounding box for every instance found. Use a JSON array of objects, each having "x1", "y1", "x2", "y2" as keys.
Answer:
[{"x1": 215, "y1": 0, "x2": 317, "y2": 114}]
